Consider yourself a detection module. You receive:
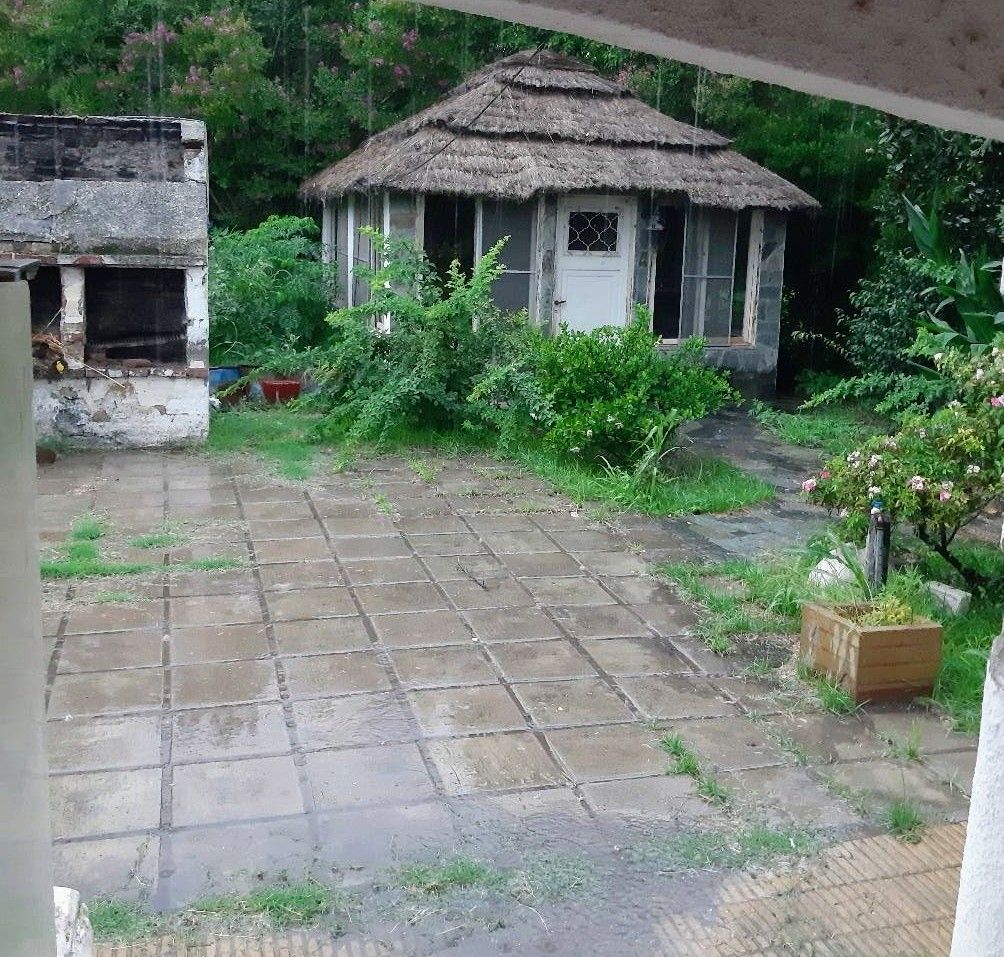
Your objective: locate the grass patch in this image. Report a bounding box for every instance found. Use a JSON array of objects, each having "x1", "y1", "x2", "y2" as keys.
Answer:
[
  {"x1": 130, "y1": 532, "x2": 188, "y2": 549},
  {"x1": 802, "y1": 669, "x2": 858, "y2": 715},
  {"x1": 87, "y1": 590, "x2": 139, "y2": 604},
  {"x1": 660, "y1": 733, "x2": 701, "y2": 778},
  {"x1": 750, "y1": 402, "x2": 887, "y2": 456},
  {"x1": 72, "y1": 516, "x2": 105, "y2": 541},
  {"x1": 208, "y1": 407, "x2": 322, "y2": 480},
  {"x1": 190, "y1": 882, "x2": 336, "y2": 929},
  {"x1": 628, "y1": 826, "x2": 815, "y2": 870},
  {"x1": 183, "y1": 557, "x2": 245, "y2": 572},
  {"x1": 697, "y1": 776, "x2": 731, "y2": 805},
  {"x1": 398, "y1": 858, "x2": 506, "y2": 896},
  {"x1": 88, "y1": 900, "x2": 160, "y2": 941},
  {"x1": 41, "y1": 558, "x2": 159, "y2": 579},
  {"x1": 886, "y1": 800, "x2": 925, "y2": 842}
]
